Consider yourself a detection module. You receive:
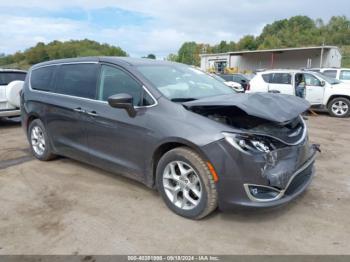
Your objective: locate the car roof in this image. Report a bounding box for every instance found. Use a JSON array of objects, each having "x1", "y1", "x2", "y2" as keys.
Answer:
[
  {"x1": 31, "y1": 56, "x2": 181, "y2": 69},
  {"x1": 319, "y1": 67, "x2": 350, "y2": 70},
  {"x1": 0, "y1": 68, "x2": 27, "y2": 73},
  {"x1": 257, "y1": 69, "x2": 303, "y2": 74}
]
